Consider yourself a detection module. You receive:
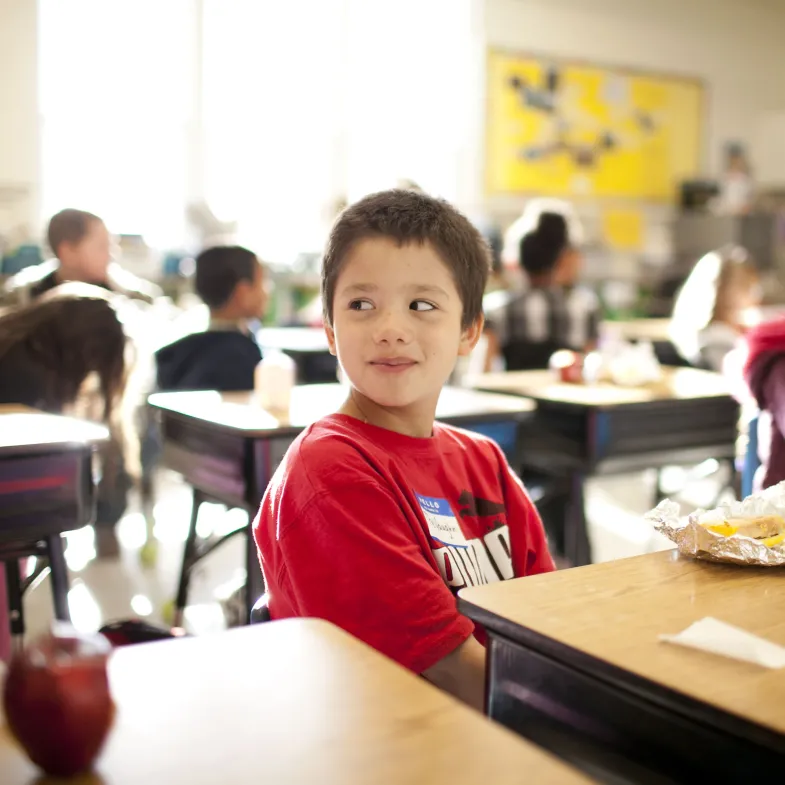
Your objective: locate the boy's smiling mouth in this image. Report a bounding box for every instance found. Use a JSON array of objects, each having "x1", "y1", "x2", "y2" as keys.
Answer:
[{"x1": 369, "y1": 356, "x2": 418, "y2": 372}]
